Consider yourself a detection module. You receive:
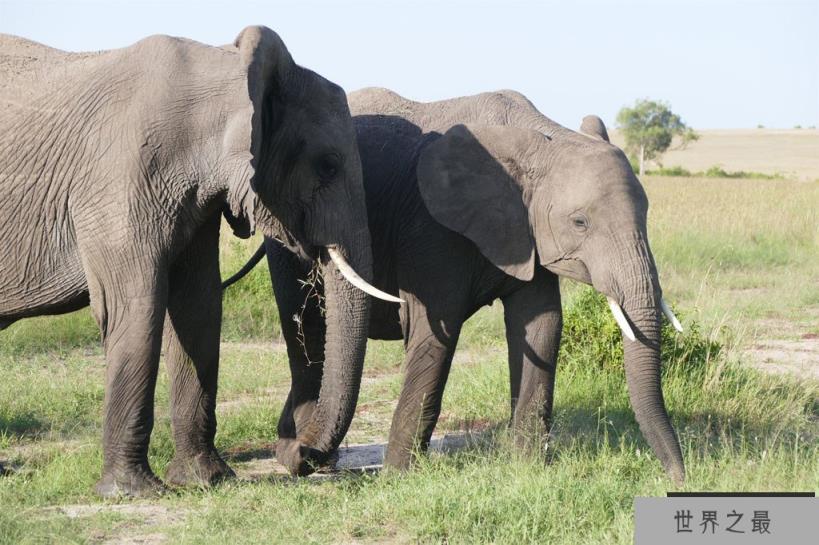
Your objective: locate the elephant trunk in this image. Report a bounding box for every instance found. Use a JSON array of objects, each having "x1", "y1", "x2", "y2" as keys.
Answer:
[
  {"x1": 613, "y1": 234, "x2": 685, "y2": 485},
  {"x1": 278, "y1": 232, "x2": 371, "y2": 475}
]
